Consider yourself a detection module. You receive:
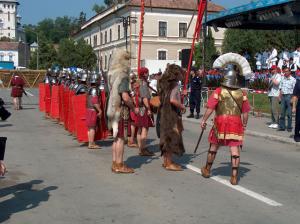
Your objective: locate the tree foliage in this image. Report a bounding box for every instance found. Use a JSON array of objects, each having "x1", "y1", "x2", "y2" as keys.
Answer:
[
  {"x1": 29, "y1": 34, "x2": 57, "y2": 69},
  {"x1": 195, "y1": 28, "x2": 218, "y2": 69},
  {"x1": 24, "y1": 13, "x2": 84, "y2": 45},
  {"x1": 92, "y1": 4, "x2": 106, "y2": 14},
  {"x1": 57, "y1": 38, "x2": 97, "y2": 70},
  {"x1": 222, "y1": 29, "x2": 300, "y2": 65}
]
